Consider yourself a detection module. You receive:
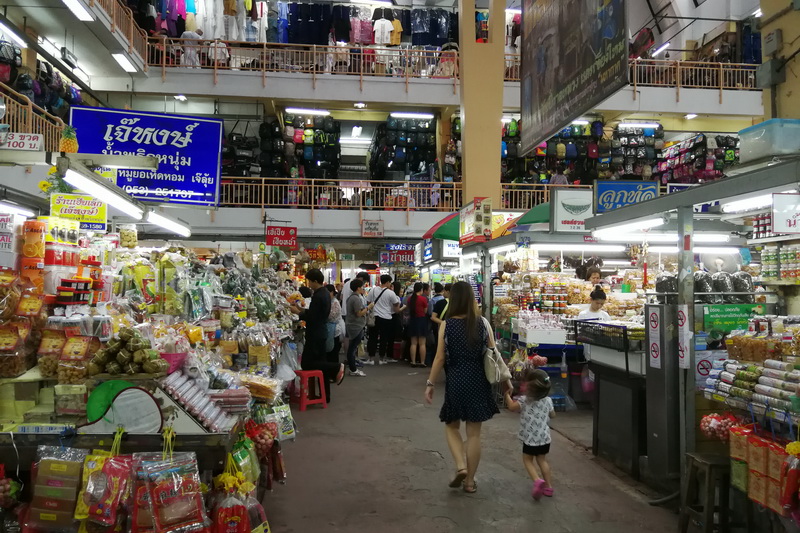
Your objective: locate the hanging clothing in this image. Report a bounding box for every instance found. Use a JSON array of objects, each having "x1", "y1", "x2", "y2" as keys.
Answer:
[
  {"x1": 360, "y1": 19, "x2": 373, "y2": 44},
  {"x1": 254, "y1": 1, "x2": 268, "y2": 42},
  {"x1": 193, "y1": 0, "x2": 206, "y2": 35},
  {"x1": 373, "y1": 18, "x2": 393, "y2": 45},
  {"x1": 371, "y1": 7, "x2": 393, "y2": 21},
  {"x1": 275, "y1": 2, "x2": 287, "y2": 42},
  {"x1": 390, "y1": 18, "x2": 403, "y2": 45},
  {"x1": 208, "y1": 40, "x2": 229, "y2": 62},
  {"x1": 331, "y1": 5, "x2": 351, "y2": 43}
]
